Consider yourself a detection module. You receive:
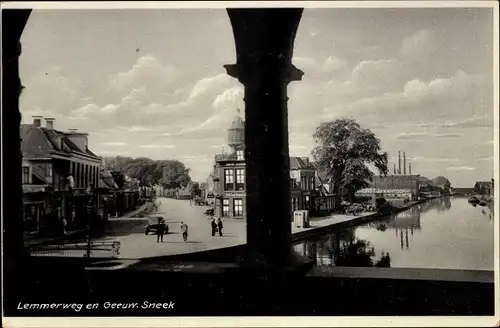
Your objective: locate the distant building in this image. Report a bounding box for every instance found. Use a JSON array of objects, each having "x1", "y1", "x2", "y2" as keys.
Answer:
[{"x1": 370, "y1": 175, "x2": 420, "y2": 200}]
